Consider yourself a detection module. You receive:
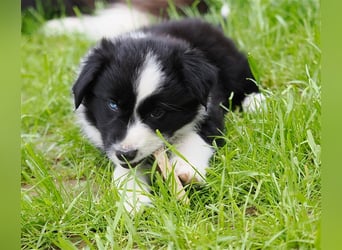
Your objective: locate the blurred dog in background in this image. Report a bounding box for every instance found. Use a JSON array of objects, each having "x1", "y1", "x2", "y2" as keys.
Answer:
[
  {"x1": 22, "y1": 0, "x2": 209, "y2": 18},
  {"x1": 22, "y1": 0, "x2": 211, "y2": 39}
]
